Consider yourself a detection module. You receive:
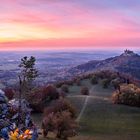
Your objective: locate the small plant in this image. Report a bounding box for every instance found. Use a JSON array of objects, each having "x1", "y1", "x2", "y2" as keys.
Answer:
[
  {"x1": 81, "y1": 86, "x2": 89, "y2": 95},
  {"x1": 101, "y1": 79, "x2": 110, "y2": 88},
  {"x1": 91, "y1": 75, "x2": 98, "y2": 85},
  {"x1": 111, "y1": 78, "x2": 121, "y2": 91},
  {"x1": 61, "y1": 84, "x2": 69, "y2": 93},
  {"x1": 75, "y1": 78, "x2": 81, "y2": 86},
  {"x1": 4, "y1": 88, "x2": 15, "y2": 100}
]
